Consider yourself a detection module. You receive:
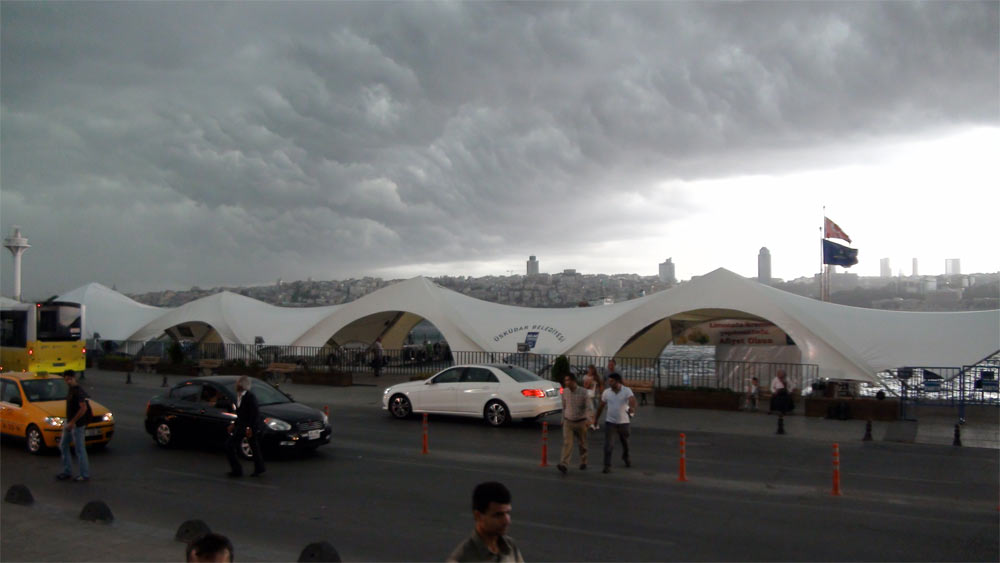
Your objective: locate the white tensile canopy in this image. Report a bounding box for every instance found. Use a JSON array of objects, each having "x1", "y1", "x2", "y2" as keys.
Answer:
[
  {"x1": 57, "y1": 283, "x2": 166, "y2": 342},
  {"x1": 58, "y1": 269, "x2": 999, "y2": 384}
]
